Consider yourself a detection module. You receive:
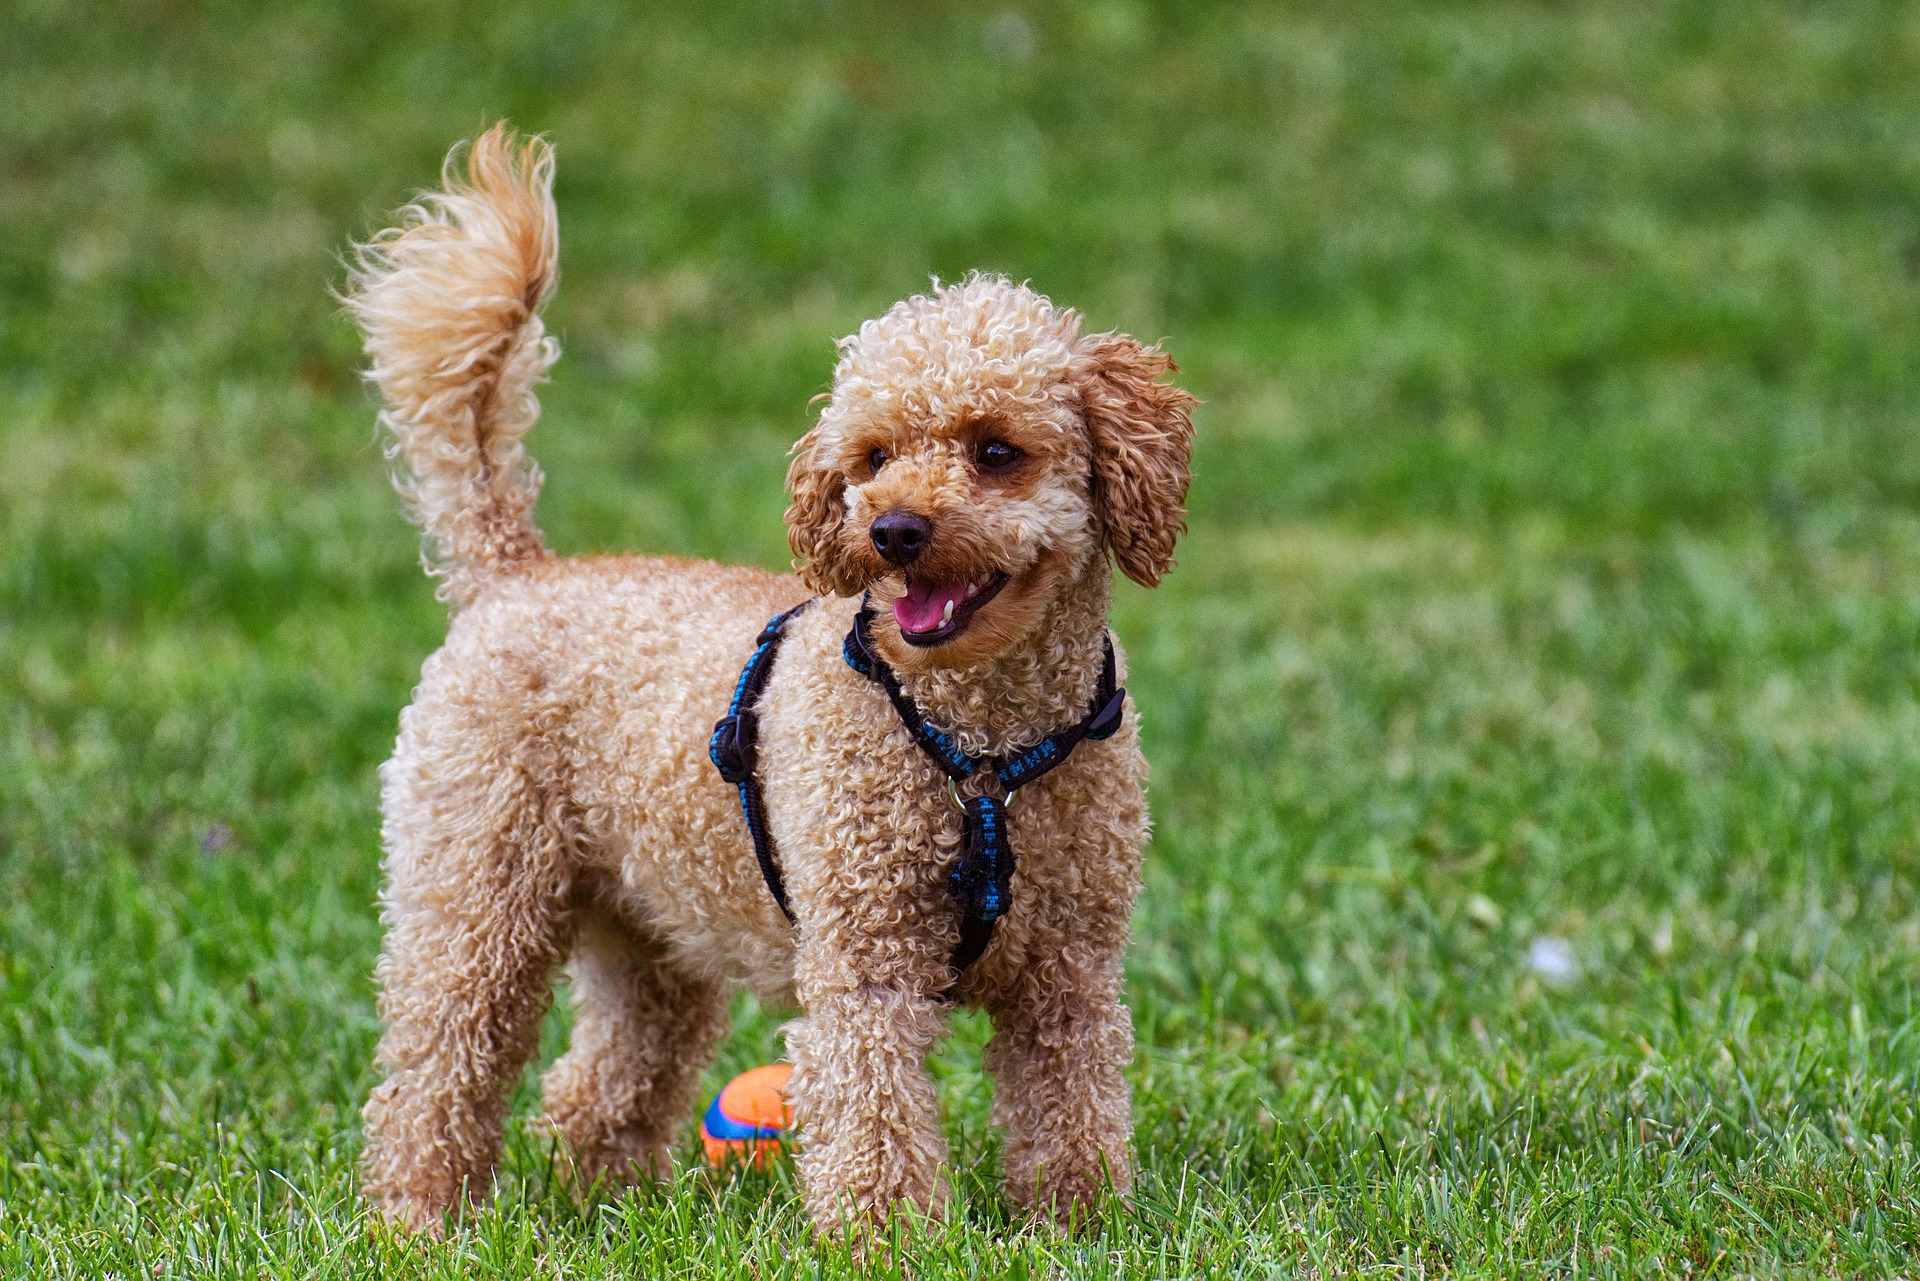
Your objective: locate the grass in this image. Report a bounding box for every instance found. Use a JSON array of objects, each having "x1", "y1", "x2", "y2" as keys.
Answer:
[{"x1": 5, "y1": 0, "x2": 1920, "y2": 1274}]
